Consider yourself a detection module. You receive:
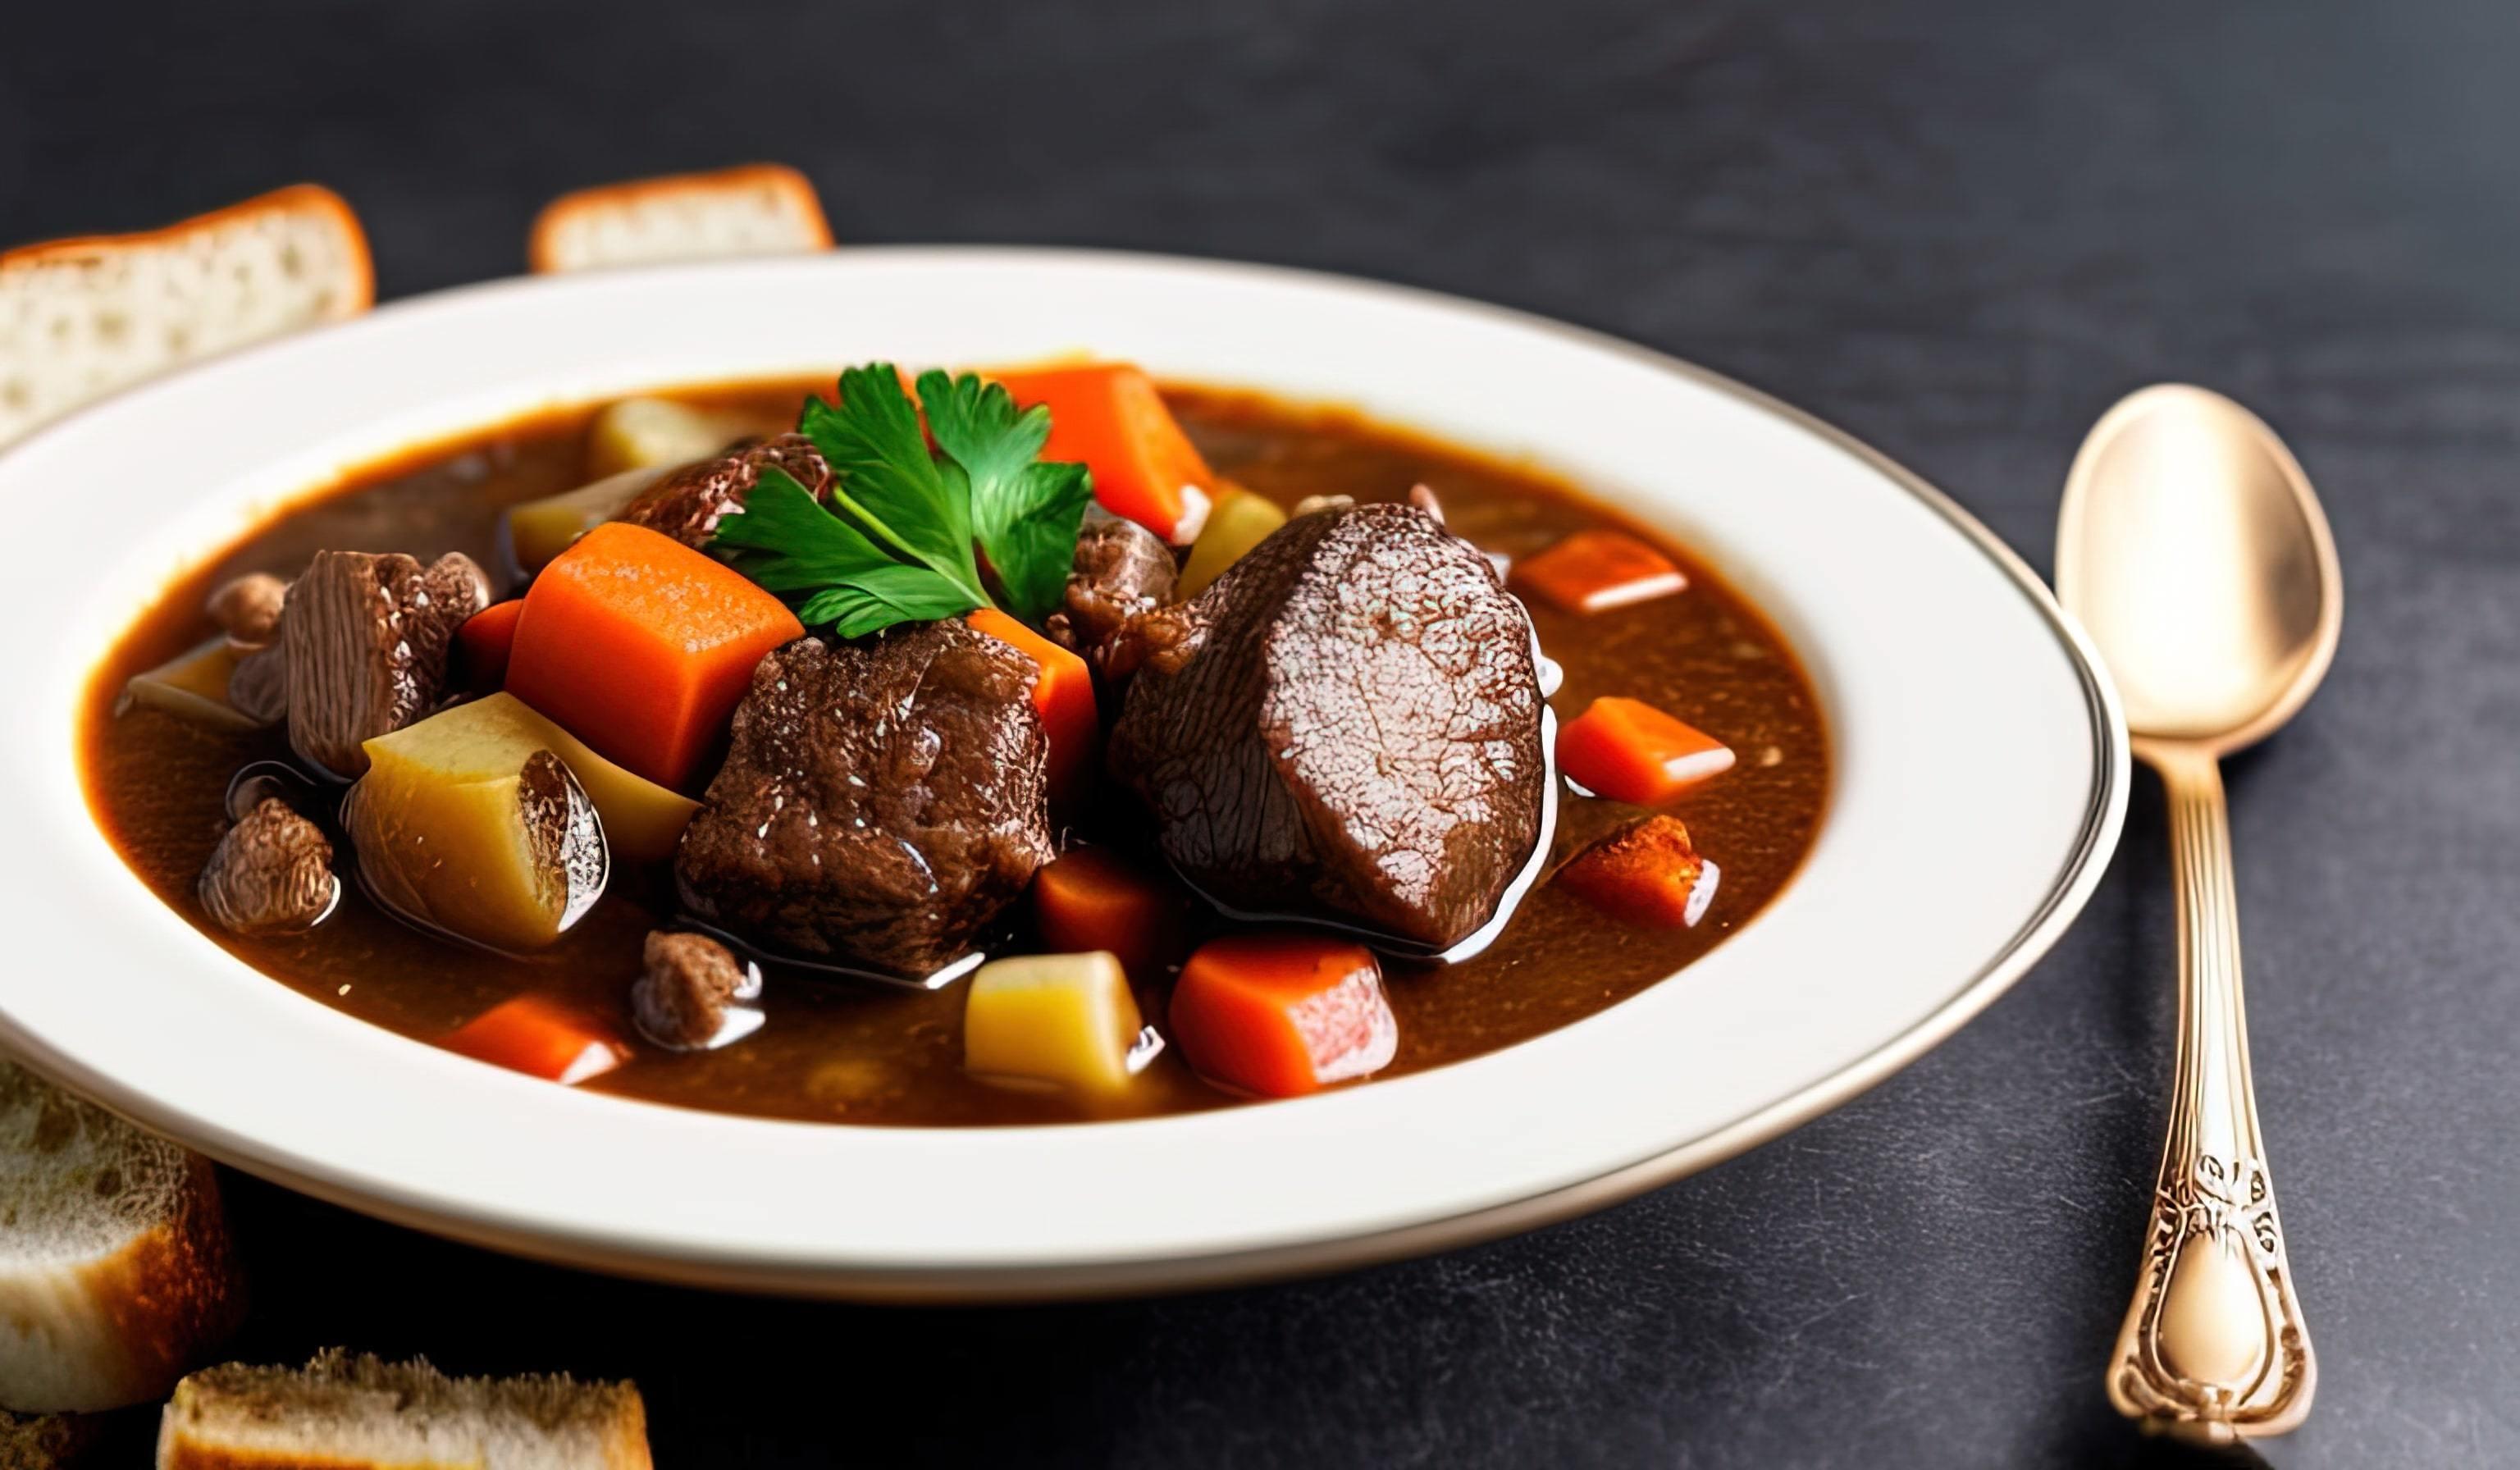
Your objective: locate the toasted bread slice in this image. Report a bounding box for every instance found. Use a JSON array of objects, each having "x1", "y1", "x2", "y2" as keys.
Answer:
[
  {"x1": 0, "y1": 185, "x2": 372, "y2": 449},
  {"x1": 0, "y1": 1407, "x2": 101, "y2": 1467},
  {"x1": 529, "y1": 163, "x2": 833, "y2": 273},
  {"x1": 156, "y1": 1351, "x2": 651, "y2": 1469},
  {"x1": 0, "y1": 1062, "x2": 244, "y2": 1413}
]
